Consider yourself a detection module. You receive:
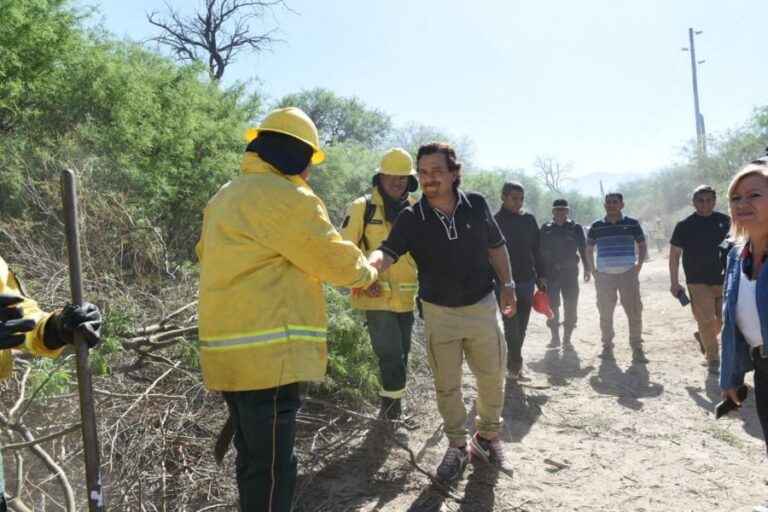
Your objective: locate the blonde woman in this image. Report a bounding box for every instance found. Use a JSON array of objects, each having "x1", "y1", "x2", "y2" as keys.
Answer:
[{"x1": 719, "y1": 157, "x2": 768, "y2": 477}]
